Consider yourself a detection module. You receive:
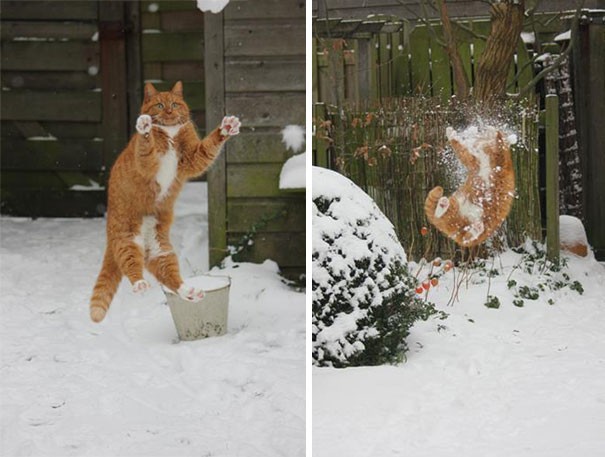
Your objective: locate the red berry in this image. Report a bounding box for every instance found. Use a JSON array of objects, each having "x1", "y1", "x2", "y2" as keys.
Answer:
[
  {"x1": 432, "y1": 258, "x2": 442, "y2": 267},
  {"x1": 415, "y1": 286, "x2": 424, "y2": 294},
  {"x1": 420, "y1": 226, "x2": 429, "y2": 236},
  {"x1": 444, "y1": 260, "x2": 453, "y2": 272},
  {"x1": 422, "y1": 280, "x2": 431, "y2": 291},
  {"x1": 431, "y1": 277, "x2": 439, "y2": 287}
]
